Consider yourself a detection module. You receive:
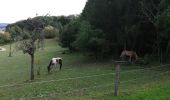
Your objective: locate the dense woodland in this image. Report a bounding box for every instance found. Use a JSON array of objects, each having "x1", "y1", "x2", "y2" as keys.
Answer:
[{"x1": 4, "y1": 0, "x2": 170, "y2": 60}]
